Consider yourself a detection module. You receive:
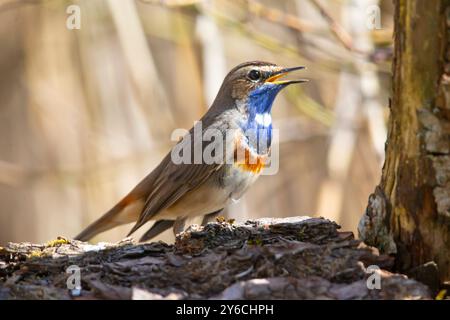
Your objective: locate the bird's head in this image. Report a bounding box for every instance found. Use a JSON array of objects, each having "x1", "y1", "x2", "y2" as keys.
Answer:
[
  {"x1": 213, "y1": 61, "x2": 307, "y2": 116},
  {"x1": 209, "y1": 61, "x2": 307, "y2": 154}
]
